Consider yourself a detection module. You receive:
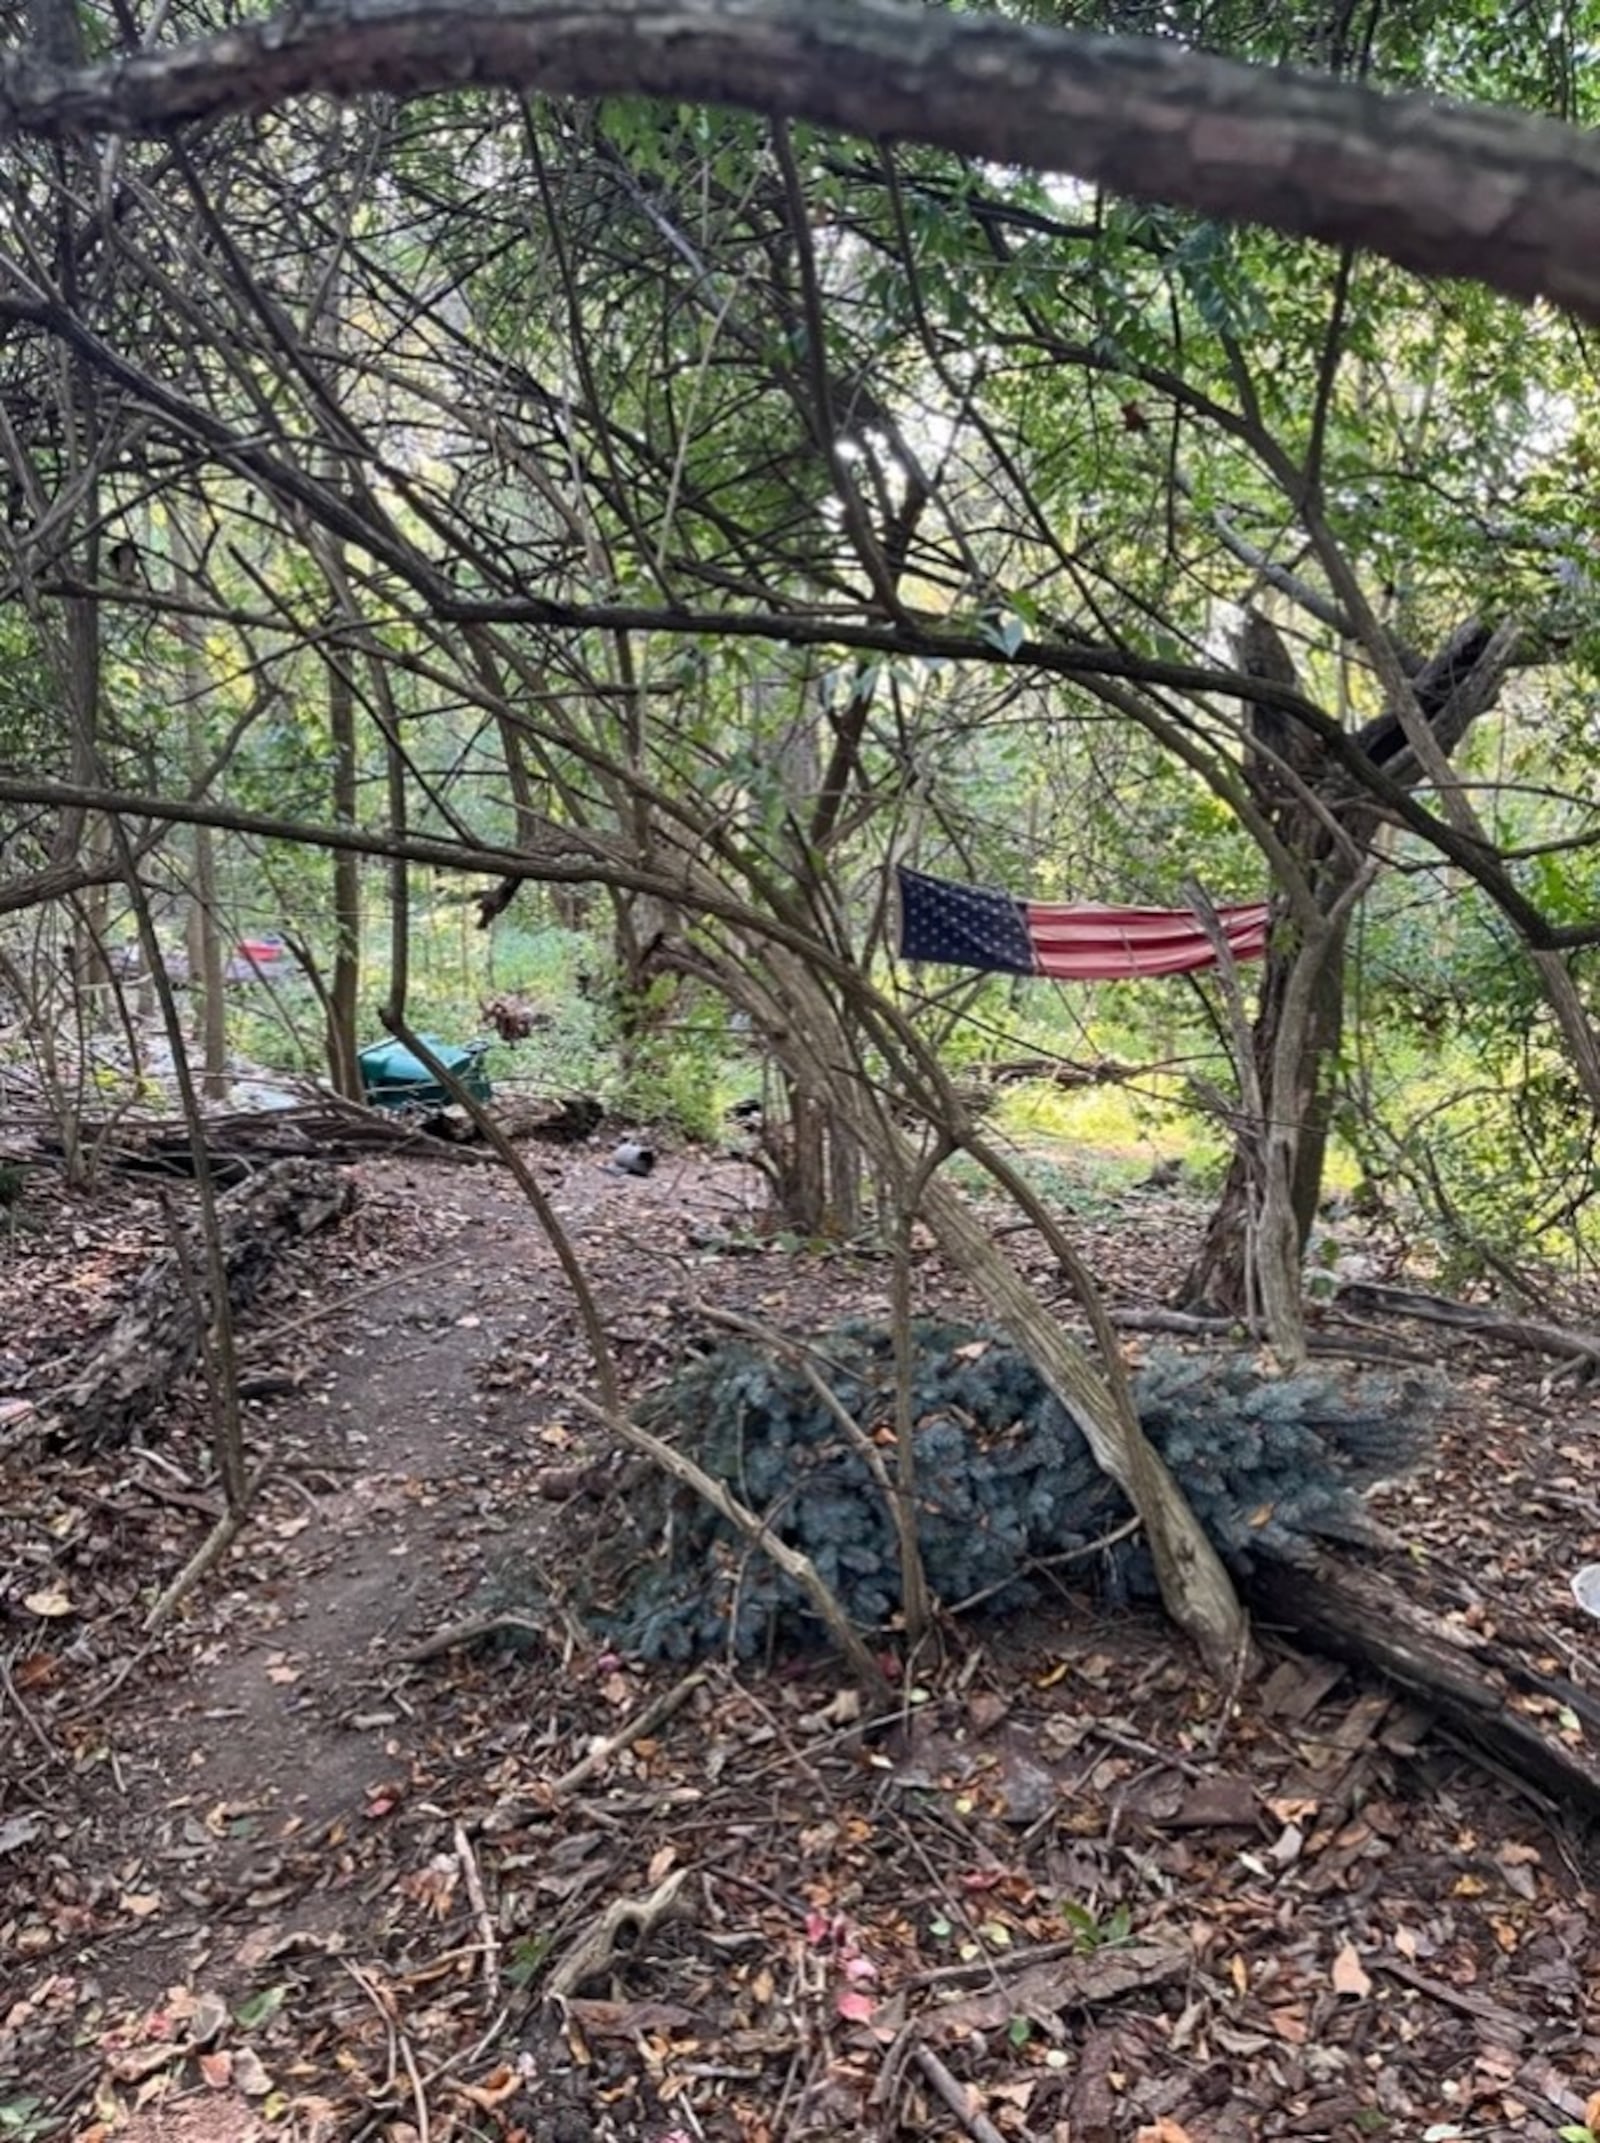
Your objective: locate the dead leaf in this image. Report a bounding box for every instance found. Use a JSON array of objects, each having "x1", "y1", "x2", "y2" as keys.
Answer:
[
  {"x1": 189, "y1": 1991, "x2": 230, "y2": 2046},
  {"x1": 233, "y1": 2045, "x2": 272, "y2": 2096},
  {"x1": 1166, "y1": 1776, "x2": 1258, "y2": 1829},
  {"x1": 967, "y1": 1690, "x2": 1009, "y2": 1734},
  {"x1": 451, "y1": 2065, "x2": 524, "y2": 2111},
  {"x1": 563, "y1": 1998, "x2": 696, "y2": 2042},
  {"x1": 23, "y1": 1587, "x2": 73, "y2": 1618},
  {"x1": 1332, "y1": 1942, "x2": 1371, "y2": 1996}
]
